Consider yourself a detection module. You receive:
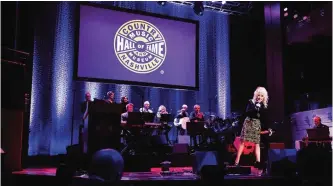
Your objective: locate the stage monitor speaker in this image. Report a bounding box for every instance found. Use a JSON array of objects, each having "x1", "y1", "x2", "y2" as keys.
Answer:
[
  {"x1": 200, "y1": 165, "x2": 225, "y2": 184},
  {"x1": 267, "y1": 149, "x2": 297, "y2": 176},
  {"x1": 192, "y1": 151, "x2": 218, "y2": 174}
]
